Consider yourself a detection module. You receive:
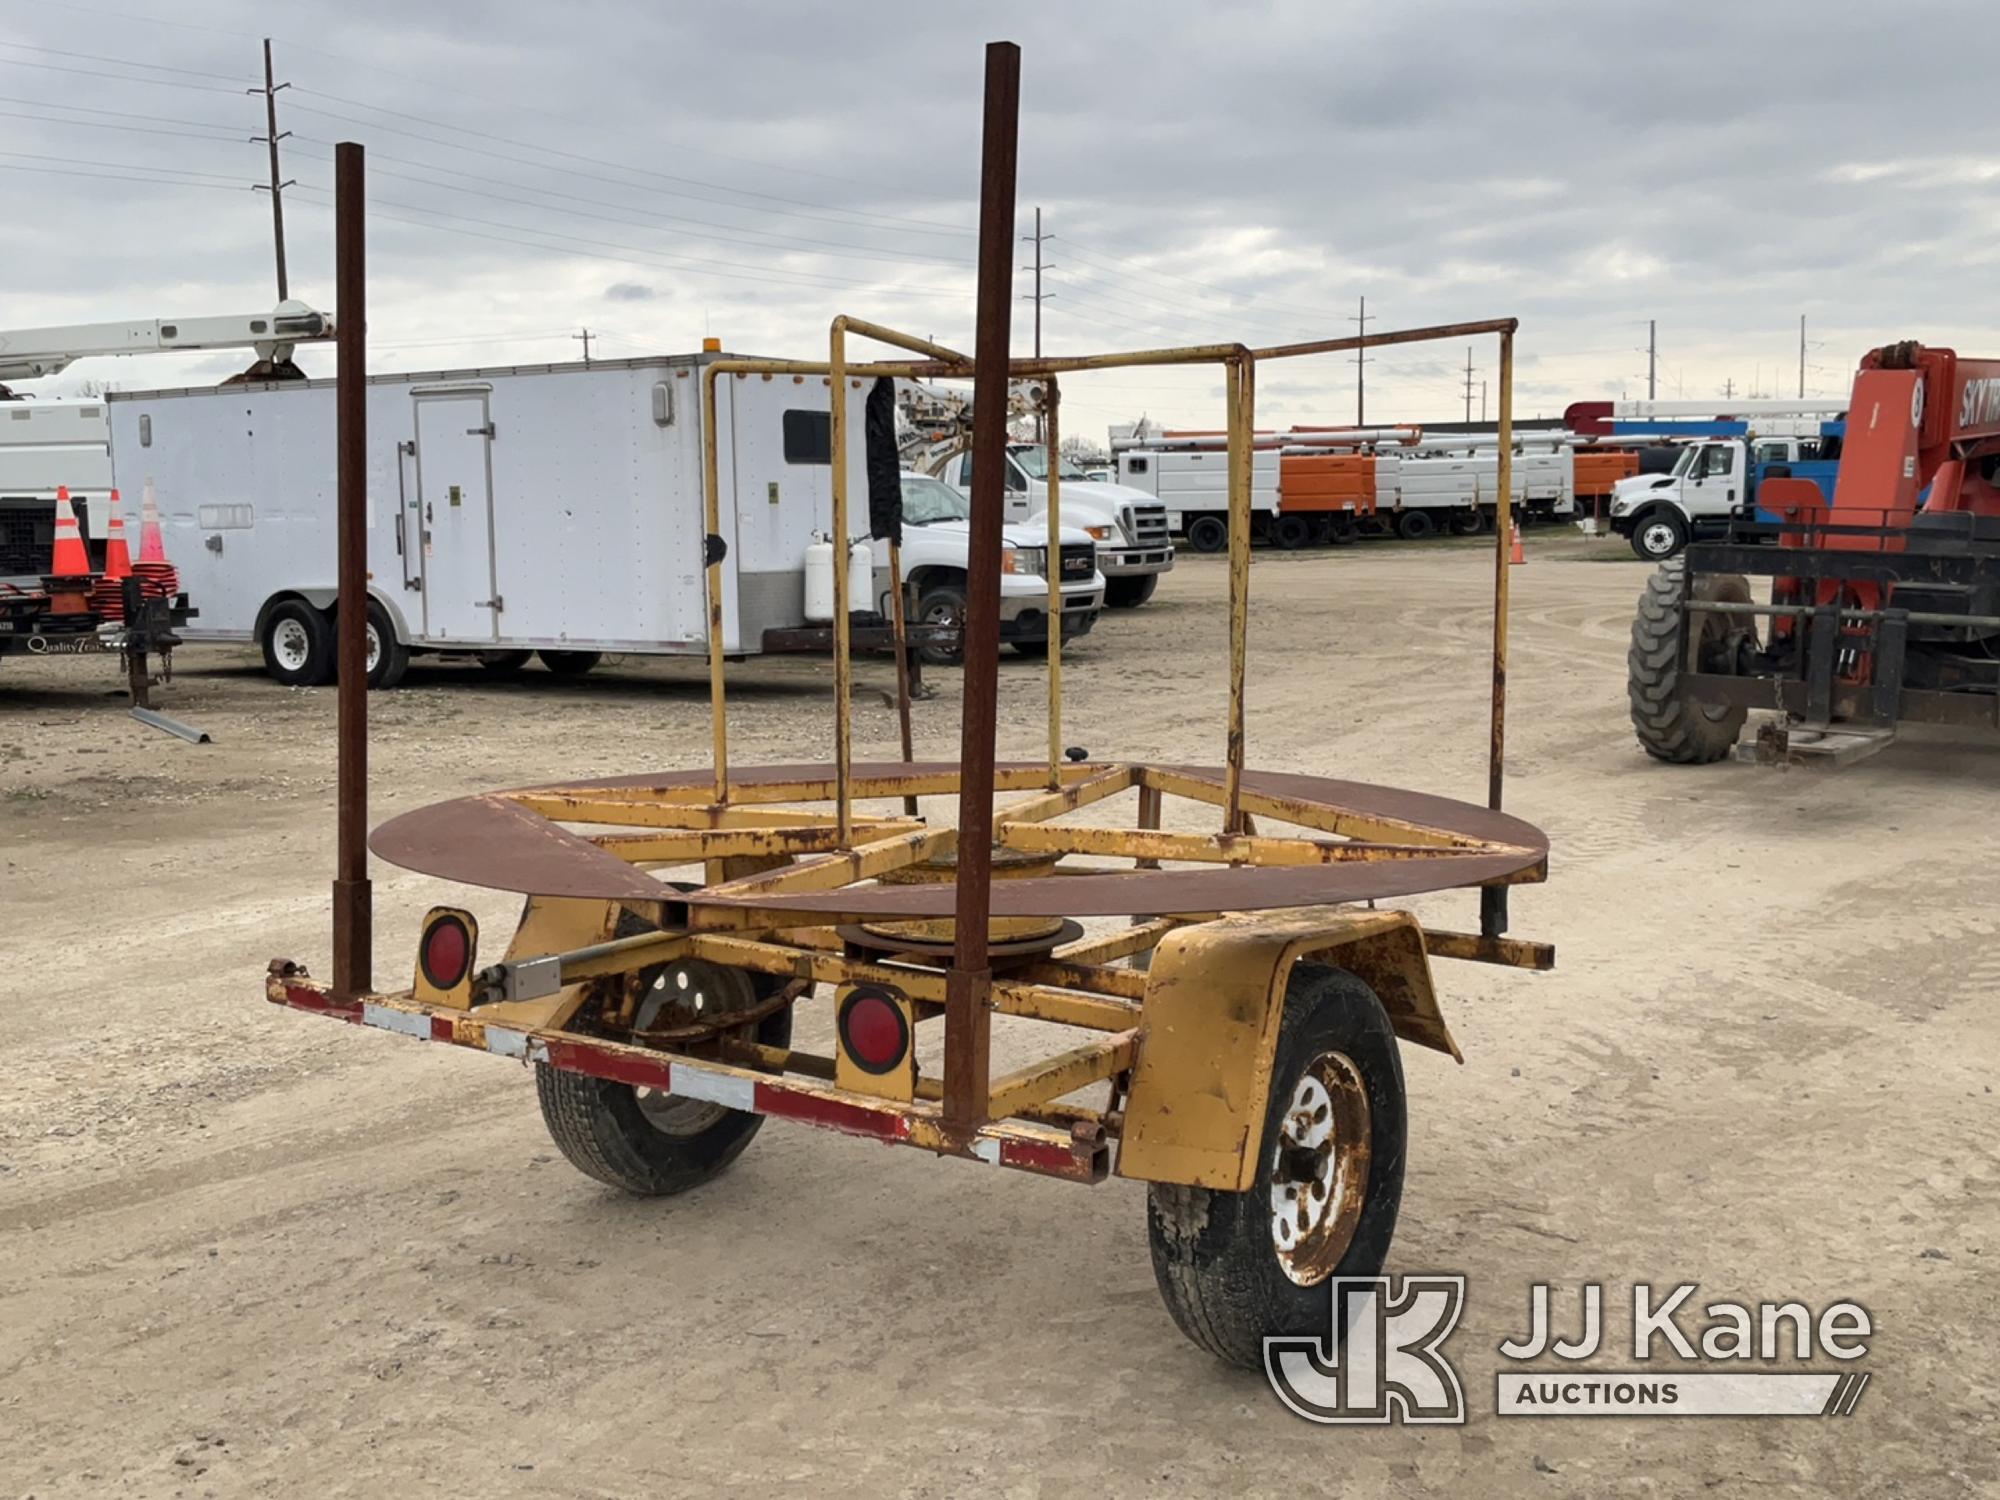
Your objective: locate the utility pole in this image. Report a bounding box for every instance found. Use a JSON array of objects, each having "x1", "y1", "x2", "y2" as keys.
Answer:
[
  {"x1": 1647, "y1": 319, "x2": 1657, "y2": 400},
  {"x1": 1799, "y1": 314, "x2": 1807, "y2": 398},
  {"x1": 573, "y1": 328, "x2": 594, "y2": 364},
  {"x1": 1481, "y1": 379, "x2": 1487, "y2": 424},
  {"x1": 1020, "y1": 207, "x2": 1054, "y2": 438},
  {"x1": 1352, "y1": 295, "x2": 1373, "y2": 424},
  {"x1": 1721, "y1": 377, "x2": 1736, "y2": 401},
  {"x1": 1462, "y1": 347, "x2": 1475, "y2": 423},
  {"x1": 248, "y1": 39, "x2": 293, "y2": 302}
]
